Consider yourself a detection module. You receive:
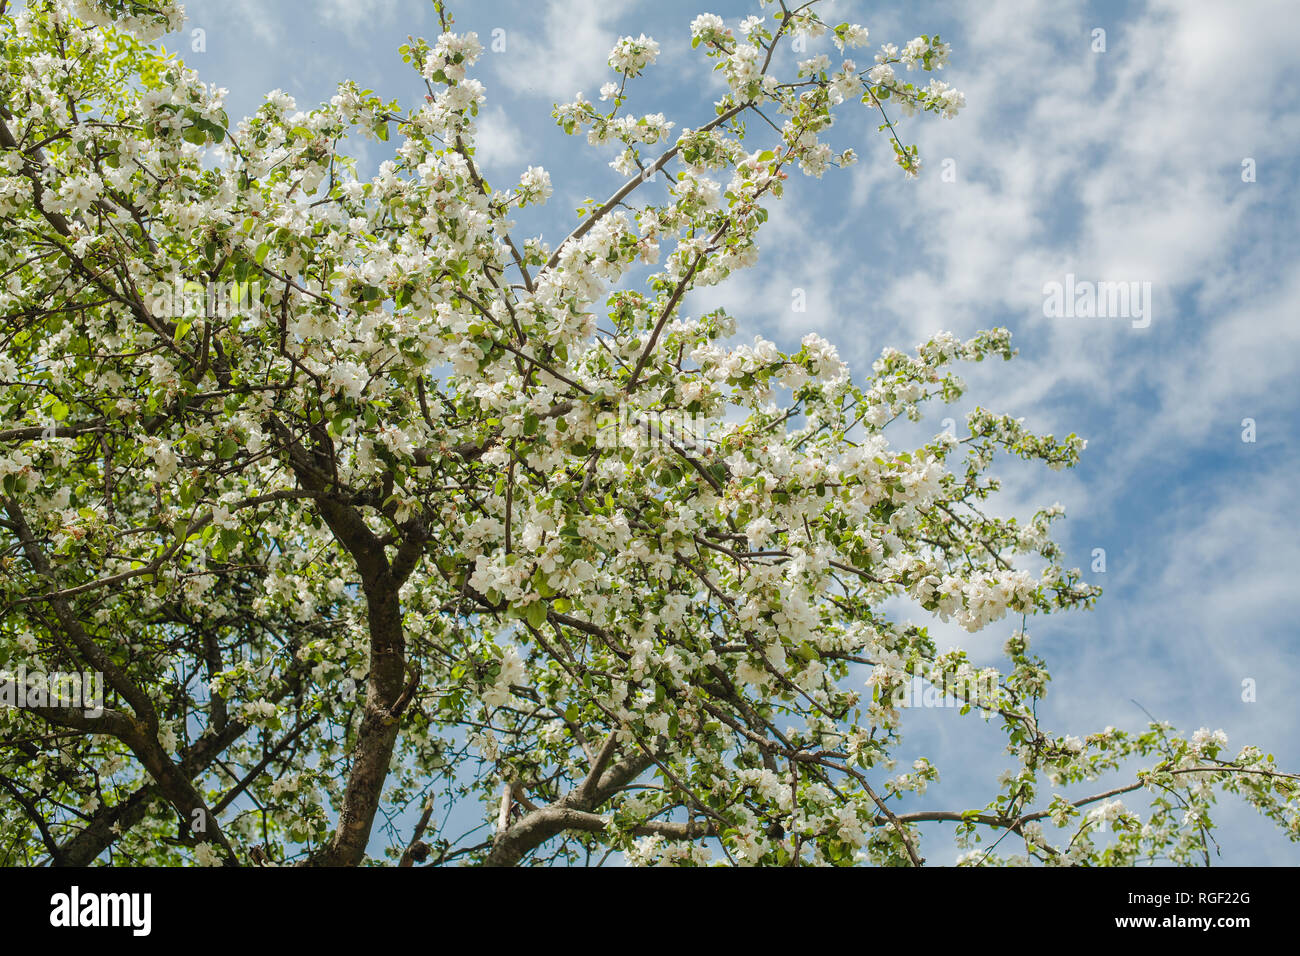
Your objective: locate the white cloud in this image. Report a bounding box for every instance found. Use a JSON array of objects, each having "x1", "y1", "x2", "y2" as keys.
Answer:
[
  {"x1": 317, "y1": 0, "x2": 399, "y2": 33},
  {"x1": 828, "y1": 0, "x2": 1300, "y2": 491},
  {"x1": 473, "y1": 106, "x2": 526, "y2": 172},
  {"x1": 491, "y1": 0, "x2": 635, "y2": 100},
  {"x1": 203, "y1": 0, "x2": 280, "y2": 46}
]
